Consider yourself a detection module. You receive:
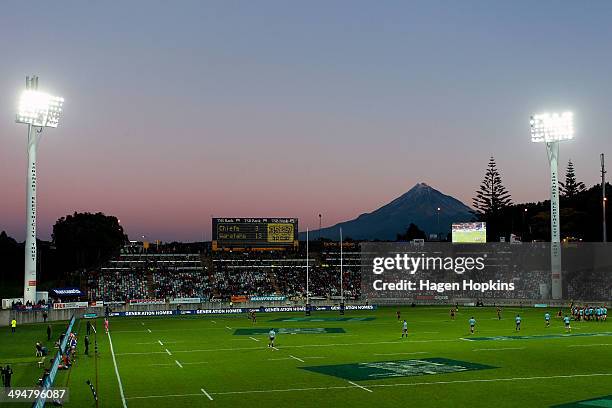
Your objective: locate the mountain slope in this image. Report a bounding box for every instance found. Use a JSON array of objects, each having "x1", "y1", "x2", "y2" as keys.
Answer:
[{"x1": 306, "y1": 183, "x2": 474, "y2": 241}]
